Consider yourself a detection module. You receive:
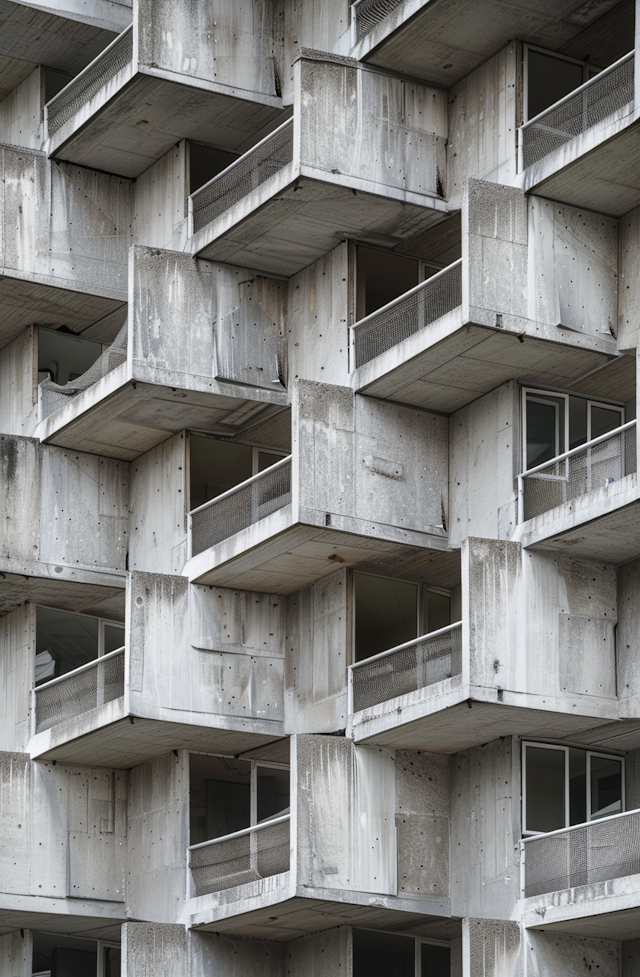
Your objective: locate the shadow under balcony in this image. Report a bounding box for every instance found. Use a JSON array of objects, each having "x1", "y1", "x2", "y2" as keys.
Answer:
[
  {"x1": 522, "y1": 810, "x2": 640, "y2": 940},
  {"x1": 517, "y1": 421, "x2": 640, "y2": 564},
  {"x1": 519, "y1": 52, "x2": 640, "y2": 216}
]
